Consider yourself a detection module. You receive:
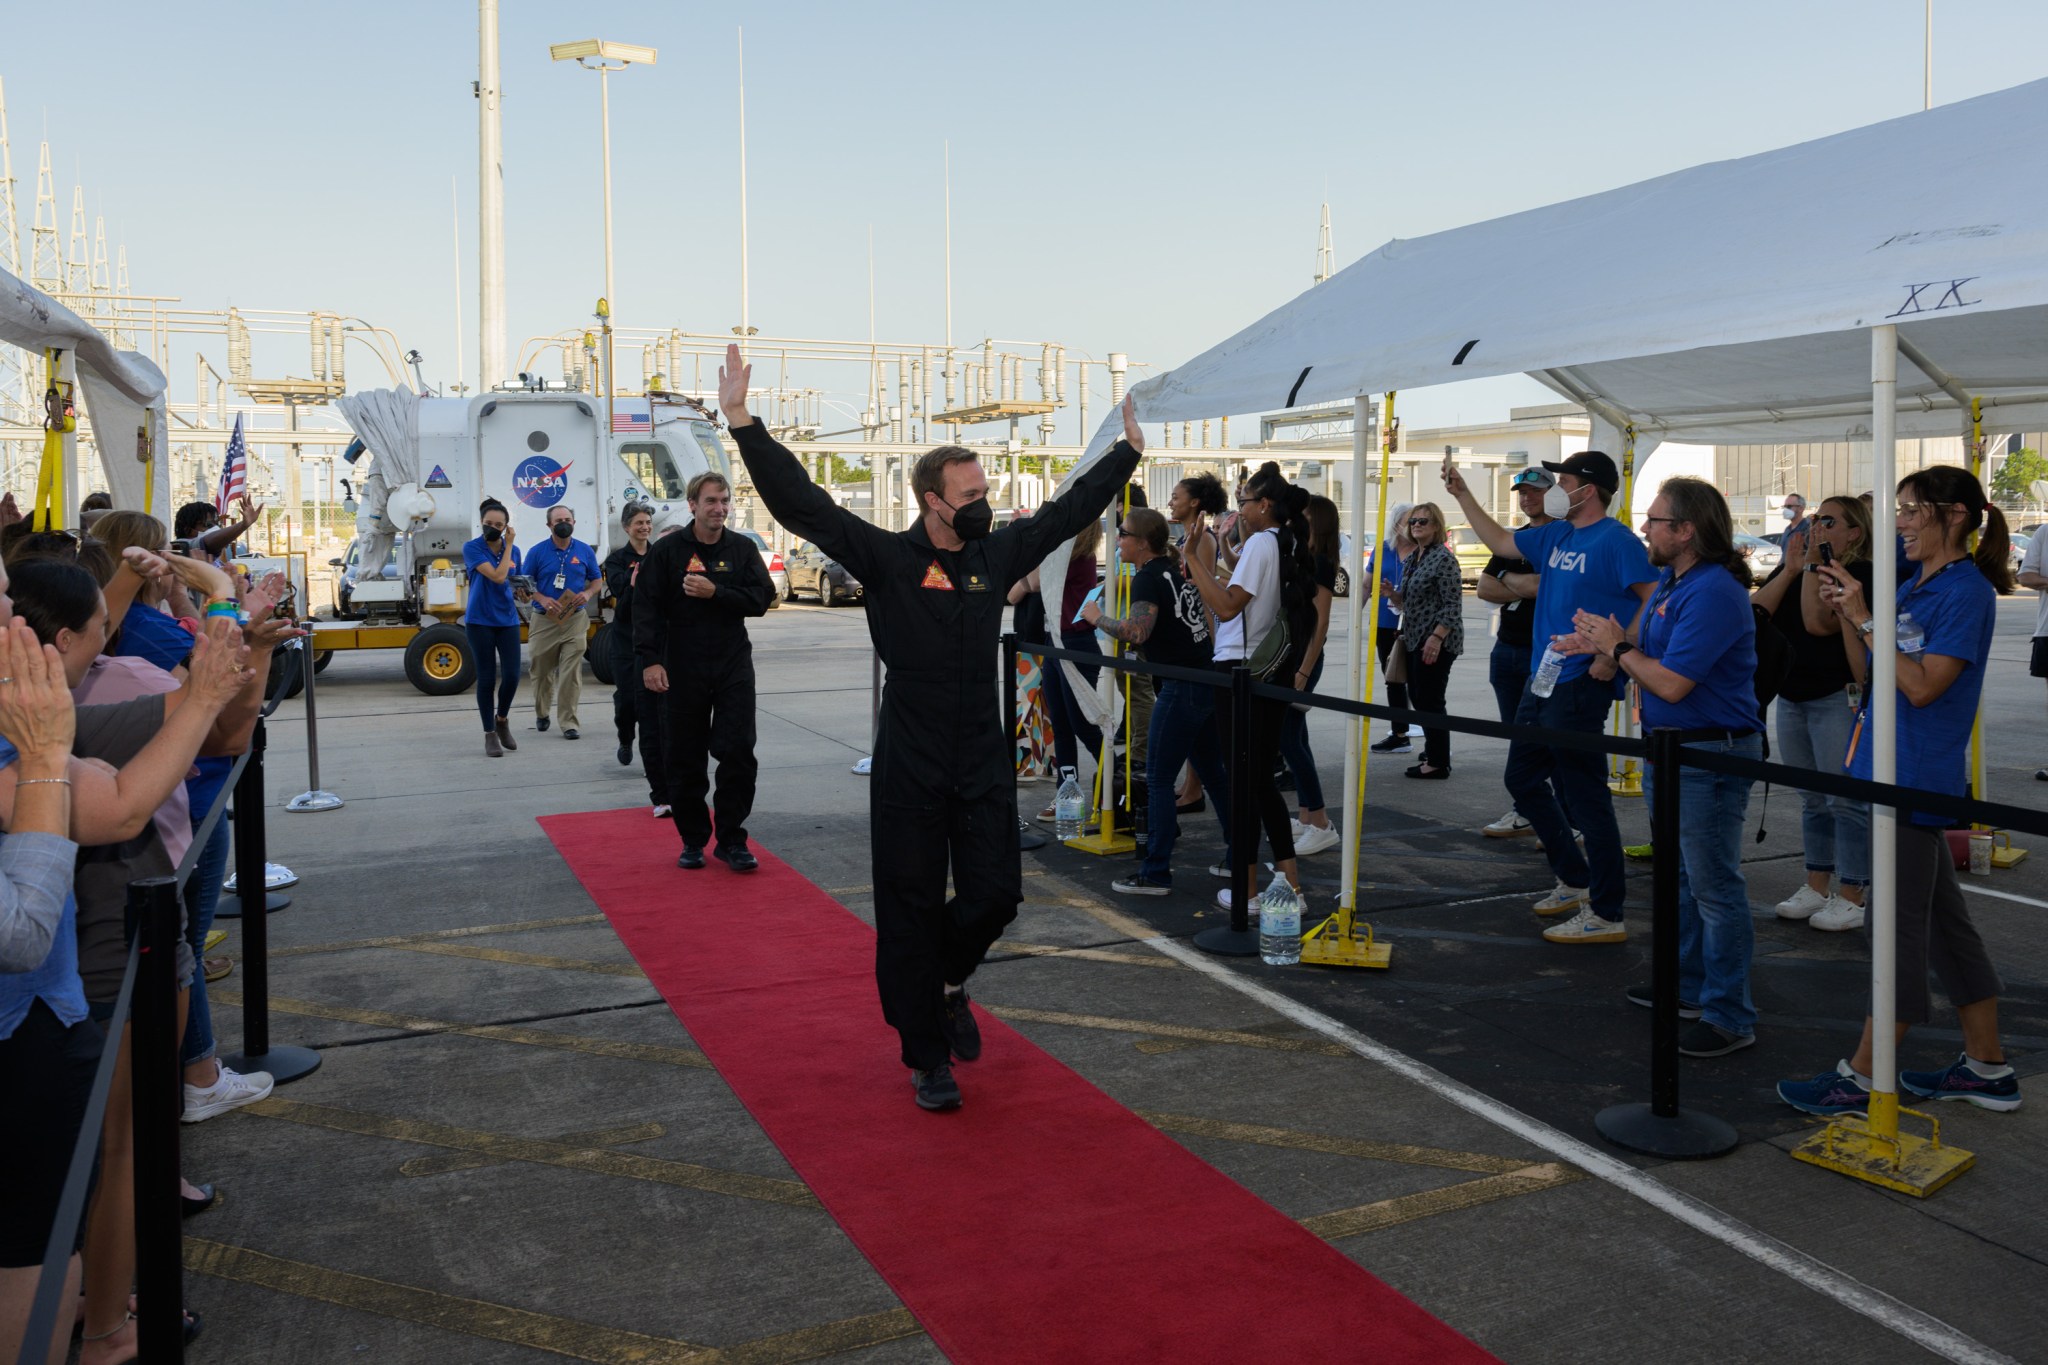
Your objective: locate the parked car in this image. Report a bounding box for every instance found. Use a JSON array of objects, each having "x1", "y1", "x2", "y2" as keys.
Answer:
[
  {"x1": 785, "y1": 541, "x2": 864, "y2": 606},
  {"x1": 2012, "y1": 531, "x2": 2031, "y2": 578},
  {"x1": 733, "y1": 528, "x2": 787, "y2": 607},
  {"x1": 1735, "y1": 533, "x2": 1783, "y2": 573}
]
